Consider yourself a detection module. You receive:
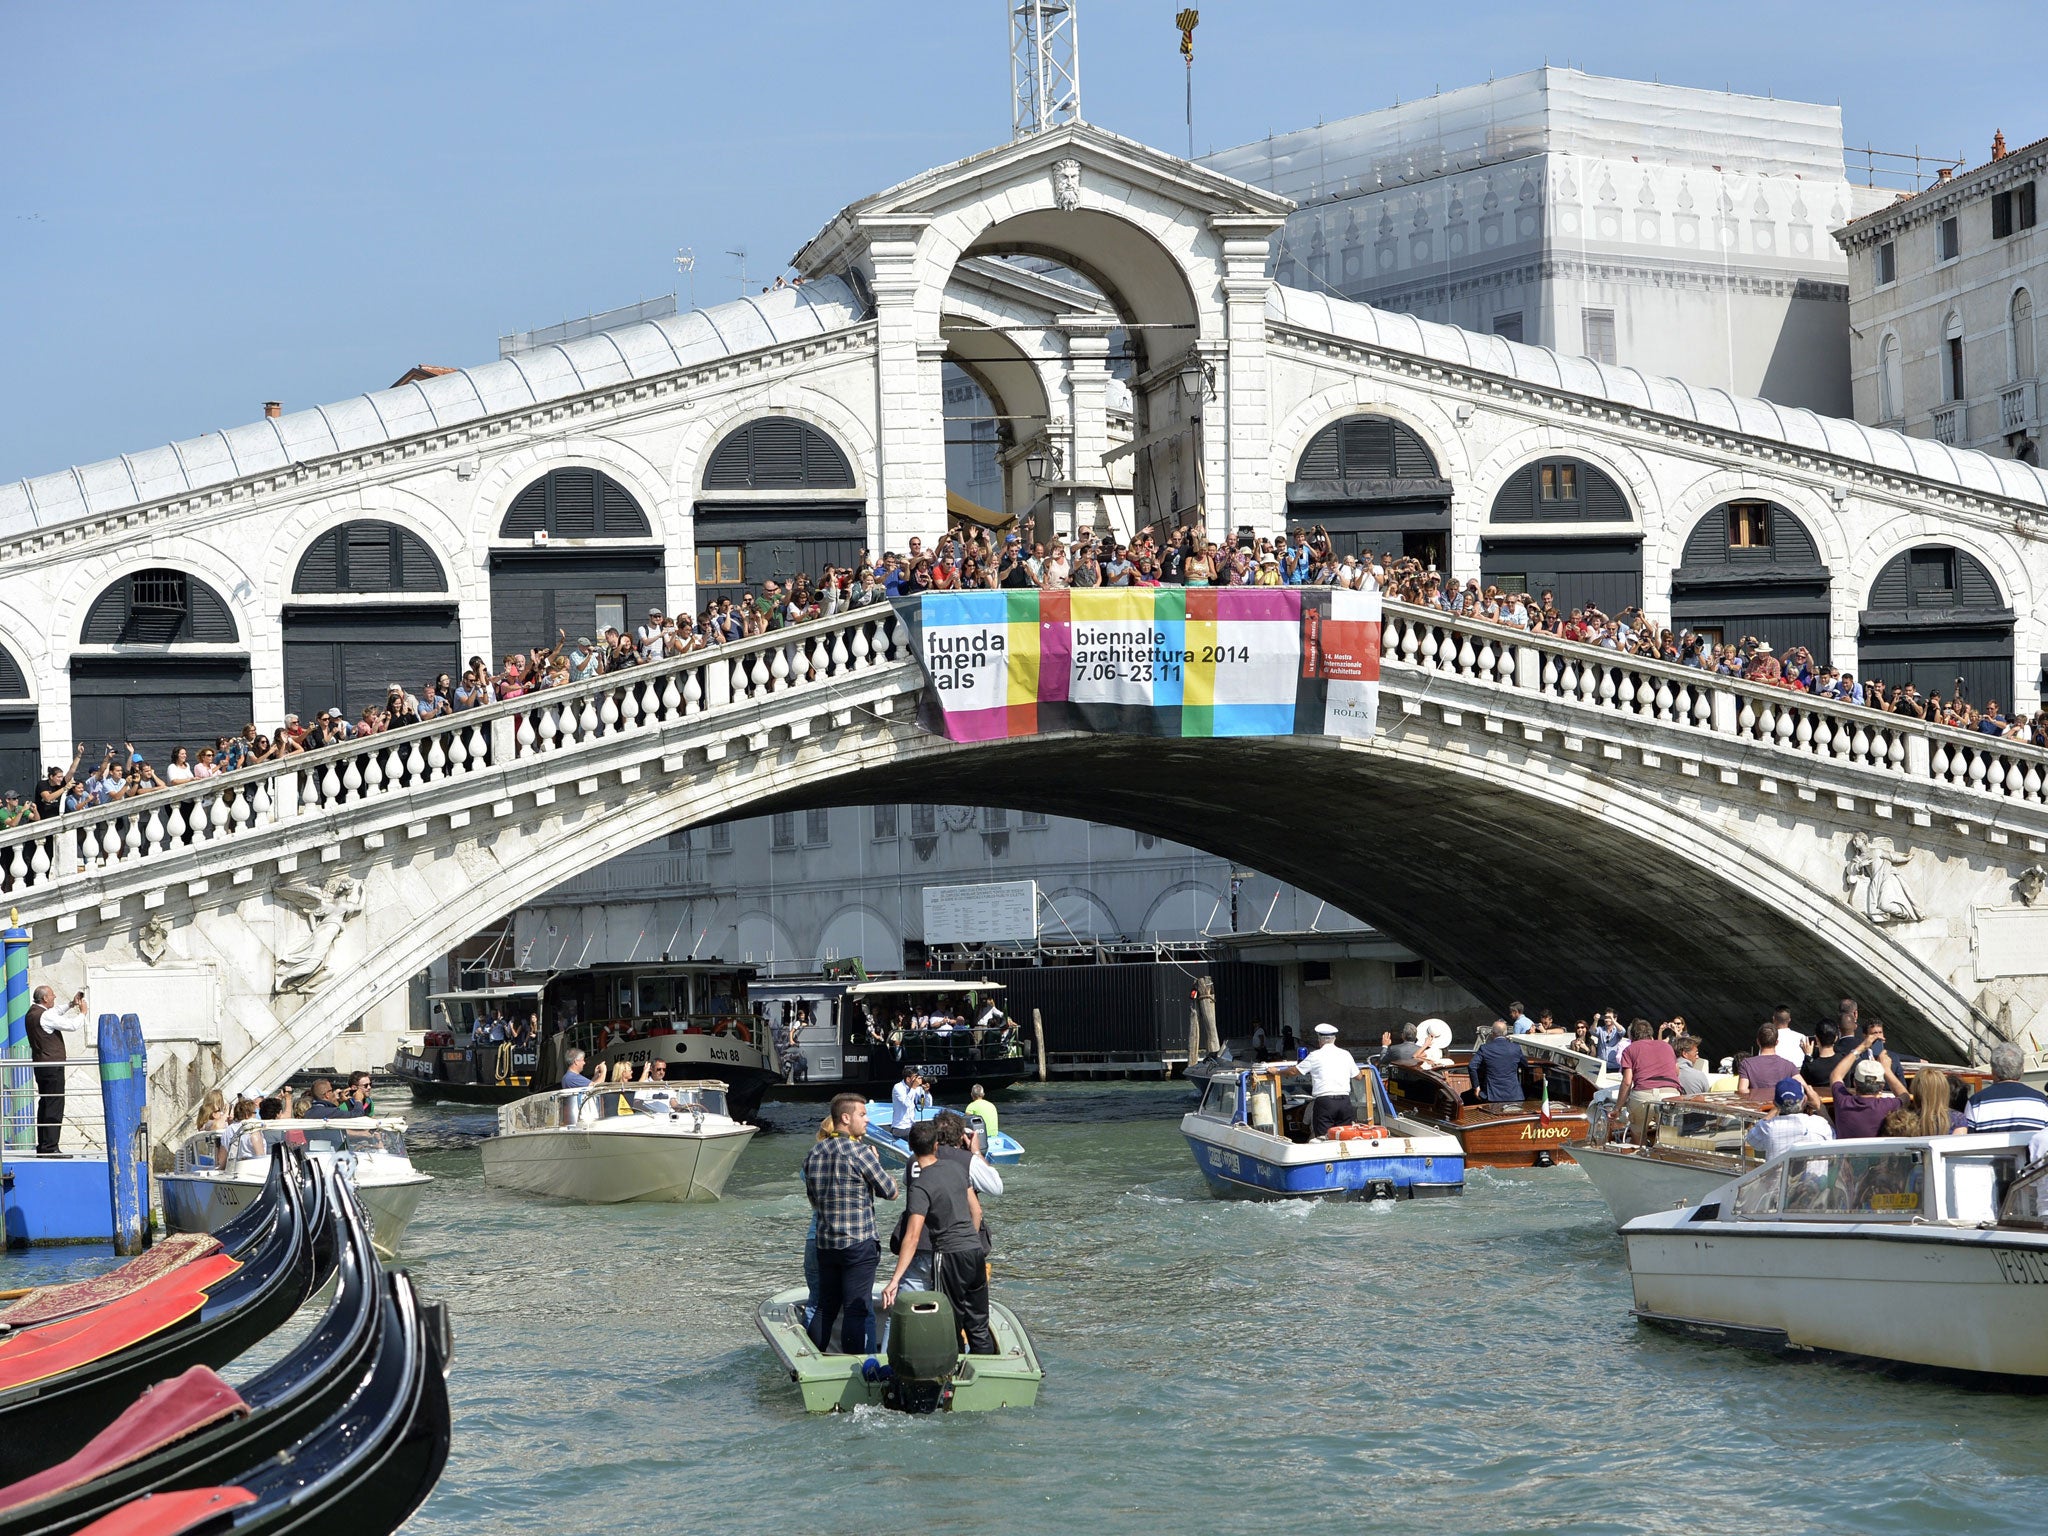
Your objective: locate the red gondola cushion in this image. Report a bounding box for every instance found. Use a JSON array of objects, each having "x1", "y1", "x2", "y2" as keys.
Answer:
[
  {"x1": 0, "y1": 1366, "x2": 248, "y2": 1513},
  {"x1": 0, "y1": 1254, "x2": 242, "y2": 1395},
  {"x1": 69, "y1": 1486, "x2": 257, "y2": 1536}
]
